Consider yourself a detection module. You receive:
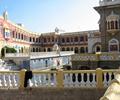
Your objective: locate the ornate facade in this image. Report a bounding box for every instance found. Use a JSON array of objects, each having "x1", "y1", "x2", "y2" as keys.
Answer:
[
  {"x1": 95, "y1": 0, "x2": 120, "y2": 52},
  {"x1": 0, "y1": 10, "x2": 101, "y2": 56}
]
